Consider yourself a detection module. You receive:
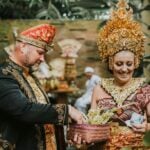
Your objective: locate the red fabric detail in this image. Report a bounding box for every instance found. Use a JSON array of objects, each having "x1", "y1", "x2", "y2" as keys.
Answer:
[
  {"x1": 136, "y1": 85, "x2": 150, "y2": 109},
  {"x1": 20, "y1": 24, "x2": 56, "y2": 44}
]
